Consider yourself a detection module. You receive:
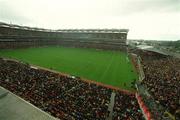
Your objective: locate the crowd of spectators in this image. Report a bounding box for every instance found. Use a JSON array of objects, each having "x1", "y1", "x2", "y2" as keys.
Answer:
[
  {"x1": 135, "y1": 50, "x2": 180, "y2": 116},
  {"x1": 0, "y1": 58, "x2": 144, "y2": 119},
  {"x1": 113, "y1": 91, "x2": 145, "y2": 120}
]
